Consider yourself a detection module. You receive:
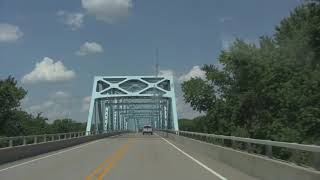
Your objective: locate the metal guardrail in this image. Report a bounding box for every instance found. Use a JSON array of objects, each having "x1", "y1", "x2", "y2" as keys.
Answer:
[
  {"x1": 0, "y1": 131, "x2": 116, "y2": 149},
  {"x1": 162, "y1": 130, "x2": 320, "y2": 170}
]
